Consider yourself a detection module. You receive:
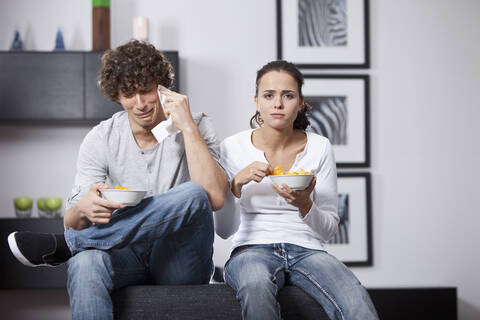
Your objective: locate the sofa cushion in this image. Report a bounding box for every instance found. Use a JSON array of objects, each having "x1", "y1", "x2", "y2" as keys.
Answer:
[{"x1": 112, "y1": 284, "x2": 329, "y2": 319}]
